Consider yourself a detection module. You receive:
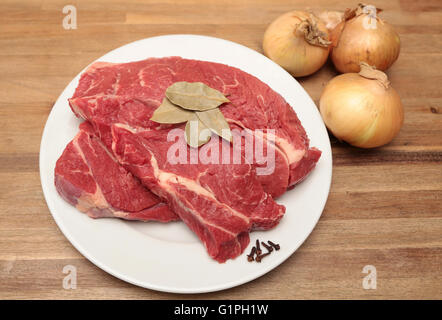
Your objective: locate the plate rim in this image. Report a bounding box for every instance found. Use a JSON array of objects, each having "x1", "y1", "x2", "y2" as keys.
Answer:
[{"x1": 39, "y1": 34, "x2": 332, "y2": 294}]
